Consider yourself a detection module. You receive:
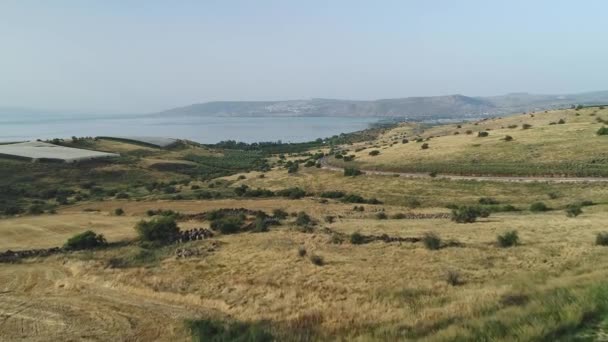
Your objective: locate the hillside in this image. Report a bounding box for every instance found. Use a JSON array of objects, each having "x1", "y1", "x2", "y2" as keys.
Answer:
[
  {"x1": 4, "y1": 107, "x2": 608, "y2": 340},
  {"x1": 156, "y1": 90, "x2": 608, "y2": 120},
  {"x1": 327, "y1": 105, "x2": 608, "y2": 176}
]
